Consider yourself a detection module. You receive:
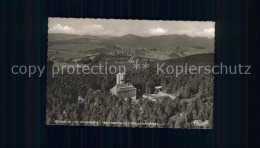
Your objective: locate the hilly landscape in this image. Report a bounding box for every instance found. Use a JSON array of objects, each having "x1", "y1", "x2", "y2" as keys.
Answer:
[
  {"x1": 49, "y1": 33, "x2": 214, "y2": 48},
  {"x1": 47, "y1": 33, "x2": 214, "y2": 129},
  {"x1": 48, "y1": 33, "x2": 214, "y2": 63},
  {"x1": 109, "y1": 34, "x2": 214, "y2": 49},
  {"x1": 48, "y1": 33, "x2": 80, "y2": 41}
]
